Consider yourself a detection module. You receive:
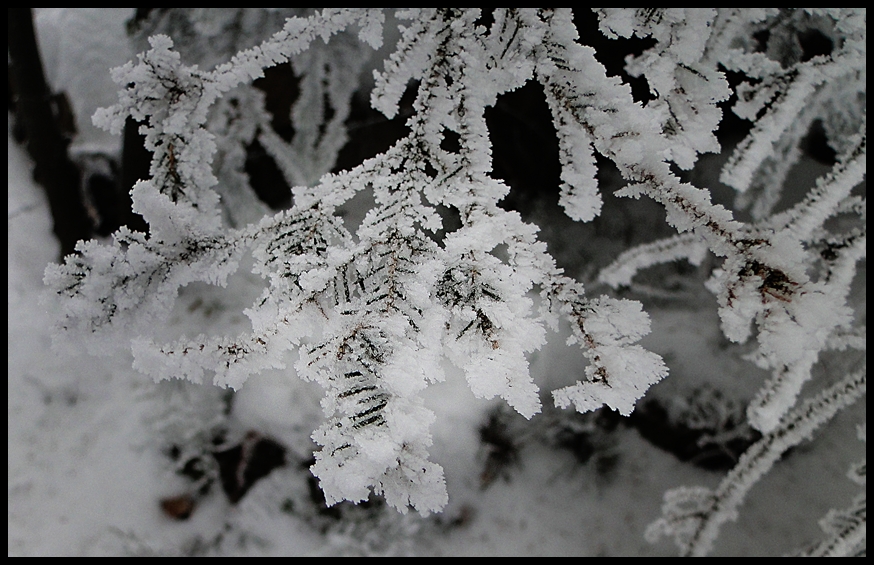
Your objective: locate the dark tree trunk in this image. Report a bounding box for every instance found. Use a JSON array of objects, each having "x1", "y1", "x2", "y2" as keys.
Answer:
[
  {"x1": 8, "y1": 8, "x2": 92, "y2": 259},
  {"x1": 119, "y1": 116, "x2": 152, "y2": 233}
]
